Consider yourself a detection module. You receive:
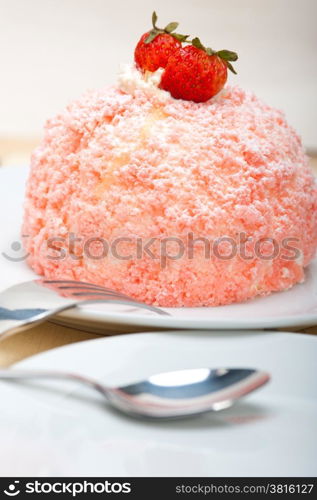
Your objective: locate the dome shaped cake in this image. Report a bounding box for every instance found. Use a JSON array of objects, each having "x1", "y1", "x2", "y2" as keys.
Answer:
[{"x1": 23, "y1": 67, "x2": 317, "y2": 307}]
